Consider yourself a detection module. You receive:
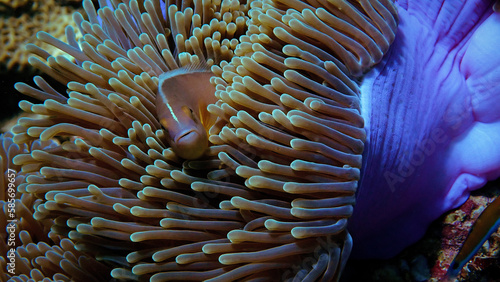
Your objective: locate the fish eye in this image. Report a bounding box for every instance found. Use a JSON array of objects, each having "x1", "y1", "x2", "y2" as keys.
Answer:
[
  {"x1": 189, "y1": 108, "x2": 199, "y2": 122},
  {"x1": 182, "y1": 107, "x2": 196, "y2": 119}
]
